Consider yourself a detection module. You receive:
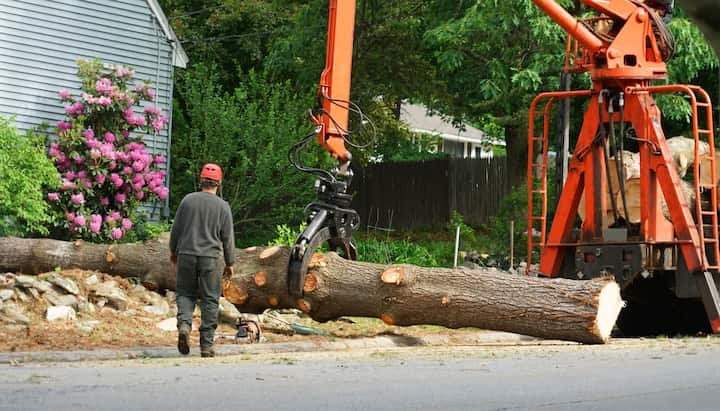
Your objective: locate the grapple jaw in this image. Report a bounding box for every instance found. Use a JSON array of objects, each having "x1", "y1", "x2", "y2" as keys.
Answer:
[{"x1": 287, "y1": 172, "x2": 359, "y2": 297}]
